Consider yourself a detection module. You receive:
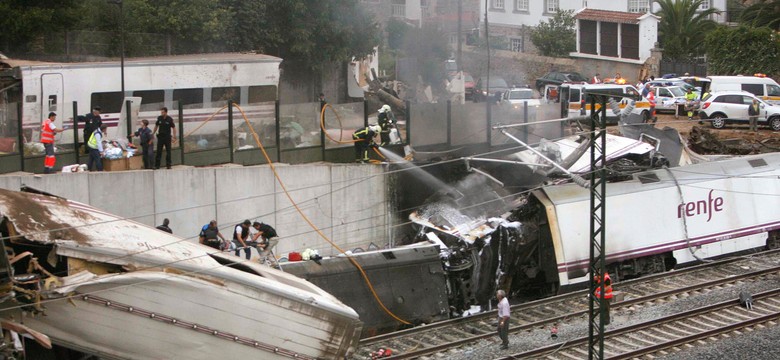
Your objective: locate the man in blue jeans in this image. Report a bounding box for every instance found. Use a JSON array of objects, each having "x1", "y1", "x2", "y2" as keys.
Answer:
[
  {"x1": 87, "y1": 124, "x2": 107, "y2": 171},
  {"x1": 233, "y1": 220, "x2": 252, "y2": 260}
]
